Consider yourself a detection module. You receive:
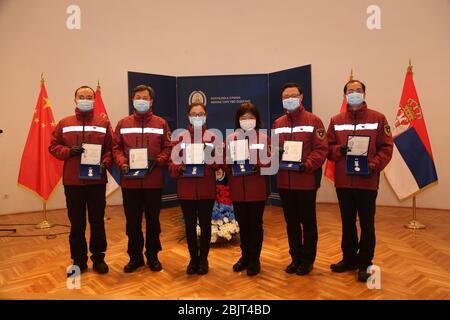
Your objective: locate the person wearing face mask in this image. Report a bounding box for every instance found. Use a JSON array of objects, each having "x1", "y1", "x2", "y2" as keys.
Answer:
[
  {"x1": 326, "y1": 80, "x2": 393, "y2": 282},
  {"x1": 112, "y1": 85, "x2": 172, "y2": 273},
  {"x1": 168, "y1": 102, "x2": 222, "y2": 275},
  {"x1": 272, "y1": 83, "x2": 328, "y2": 276},
  {"x1": 226, "y1": 102, "x2": 270, "y2": 276},
  {"x1": 49, "y1": 86, "x2": 113, "y2": 276}
]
